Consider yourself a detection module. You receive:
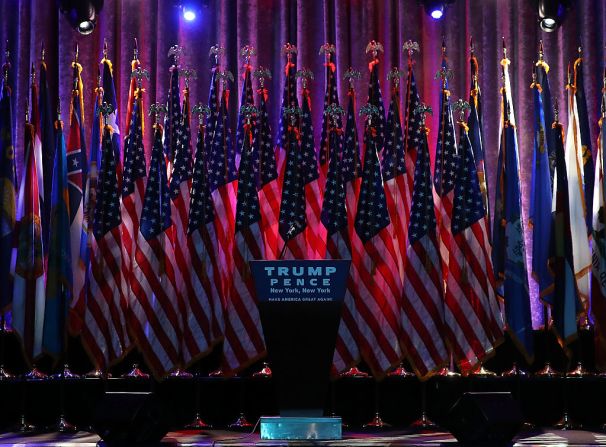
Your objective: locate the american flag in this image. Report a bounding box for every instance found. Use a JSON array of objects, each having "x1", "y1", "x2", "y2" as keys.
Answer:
[
  {"x1": 120, "y1": 71, "x2": 146, "y2": 339},
  {"x1": 188, "y1": 112, "x2": 223, "y2": 346},
  {"x1": 382, "y1": 73, "x2": 407, "y2": 281},
  {"x1": 270, "y1": 51, "x2": 298, "y2": 259},
  {"x1": 279, "y1": 111, "x2": 308, "y2": 259},
  {"x1": 255, "y1": 75, "x2": 280, "y2": 260},
  {"x1": 170, "y1": 89, "x2": 211, "y2": 364},
  {"x1": 366, "y1": 45, "x2": 386, "y2": 148},
  {"x1": 101, "y1": 56, "x2": 122, "y2": 188},
  {"x1": 208, "y1": 78, "x2": 238, "y2": 322},
  {"x1": 352, "y1": 116, "x2": 403, "y2": 376},
  {"x1": 163, "y1": 50, "x2": 181, "y2": 166},
  {"x1": 71, "y1": 72, "x2": 101, "y2": 336},
  {"x1": 300, "y1": 86, "x2": 324, "y2": 259},
  {"x1": 319, "y1": 50, "x2": 340, "y2": 180},
  {"x1": 205, "y1": 50, "x2": 221, "y2": 154},
  {"x1": 67, "y1": 61, "x2": 87, "y2": 334},
  {"x1": 468, "y1": 45, "x2": 491, "y2": 235},
  {"x1": 433, "y1": 58, "x2": 458, "y2": 285},
  {"x1": 81, "y1": 118, "x2": 130, "y2": 370},
  {"x1": 223, "y1": 115, "x2": 266, "y2": 373},
  {"x1": 235, "y1": 63, "x2": 255, "y2": 170},
  {"x1": 444, "y1": 123, "x2": 503, "y2": 374},
  {"x1": 12, "y1": 121, "x2": 45, "y2": 363},
  {"x1": 333, "y1": 85, "x2": 364, "y2": 372},
  {"x1": 401, "y1": 115, "x2": 448, "y2": 378},
  {"x1": 403, "y1": 57, "x2": 424, "y2": 228},
  {"x1": 322, "y1": 117, "x2": 361, "y2": 372},
  {"x1": 131, "y1": 122, "x2": 182, "y2": 378}
]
